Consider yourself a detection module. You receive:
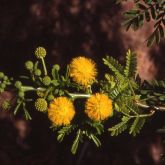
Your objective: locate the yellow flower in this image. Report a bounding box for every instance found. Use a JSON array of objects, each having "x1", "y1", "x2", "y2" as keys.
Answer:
[
  {"x1": 85, "y1": 93, "x2": 113, "y2": 121},
  {"x1": 48, "y1": 97, "x2": 75, "y2": 126},
  {"x1": 69, "y1": 57, "x2": 97, "y2": 87}
]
